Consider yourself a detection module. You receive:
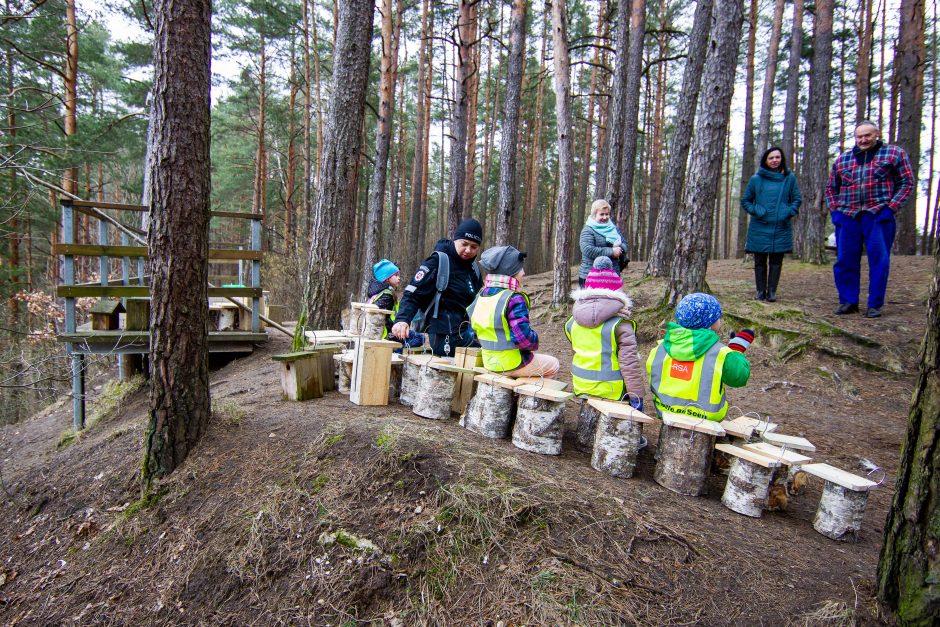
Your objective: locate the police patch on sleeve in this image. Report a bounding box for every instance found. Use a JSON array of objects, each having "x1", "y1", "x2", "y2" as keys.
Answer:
[{"x1": 414, "y1": 270, "x2": 426, "y2": 282}]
